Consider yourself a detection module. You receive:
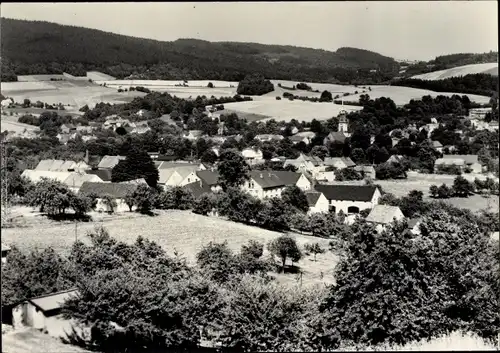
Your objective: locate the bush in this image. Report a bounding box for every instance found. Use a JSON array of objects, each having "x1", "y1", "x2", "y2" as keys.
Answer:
[
  {"x1": 334, "y1": 168, "x2": 363, "y2": 181},
  {"x1": 237, "y1": 74, "x2": 274, "y2": 96},
  {"x1": 192, "y1": 193, "x2": 216, "y2": 216},
  {"x1": 435, "y1": 164, "x2": 462, "y2": 175},
  {"x1": 296, "y1": 82, "x2": 312, "y2": 91}
]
